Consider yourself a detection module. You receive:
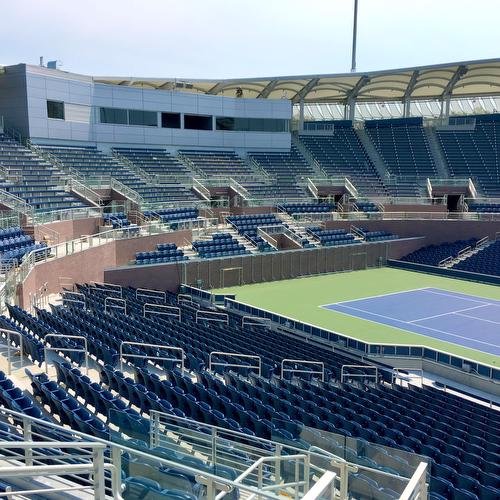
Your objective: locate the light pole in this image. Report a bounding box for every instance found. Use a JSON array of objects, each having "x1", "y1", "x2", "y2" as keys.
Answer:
[{"x1": 351, "y1": 0, "x2": 359, "y2": 72}]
